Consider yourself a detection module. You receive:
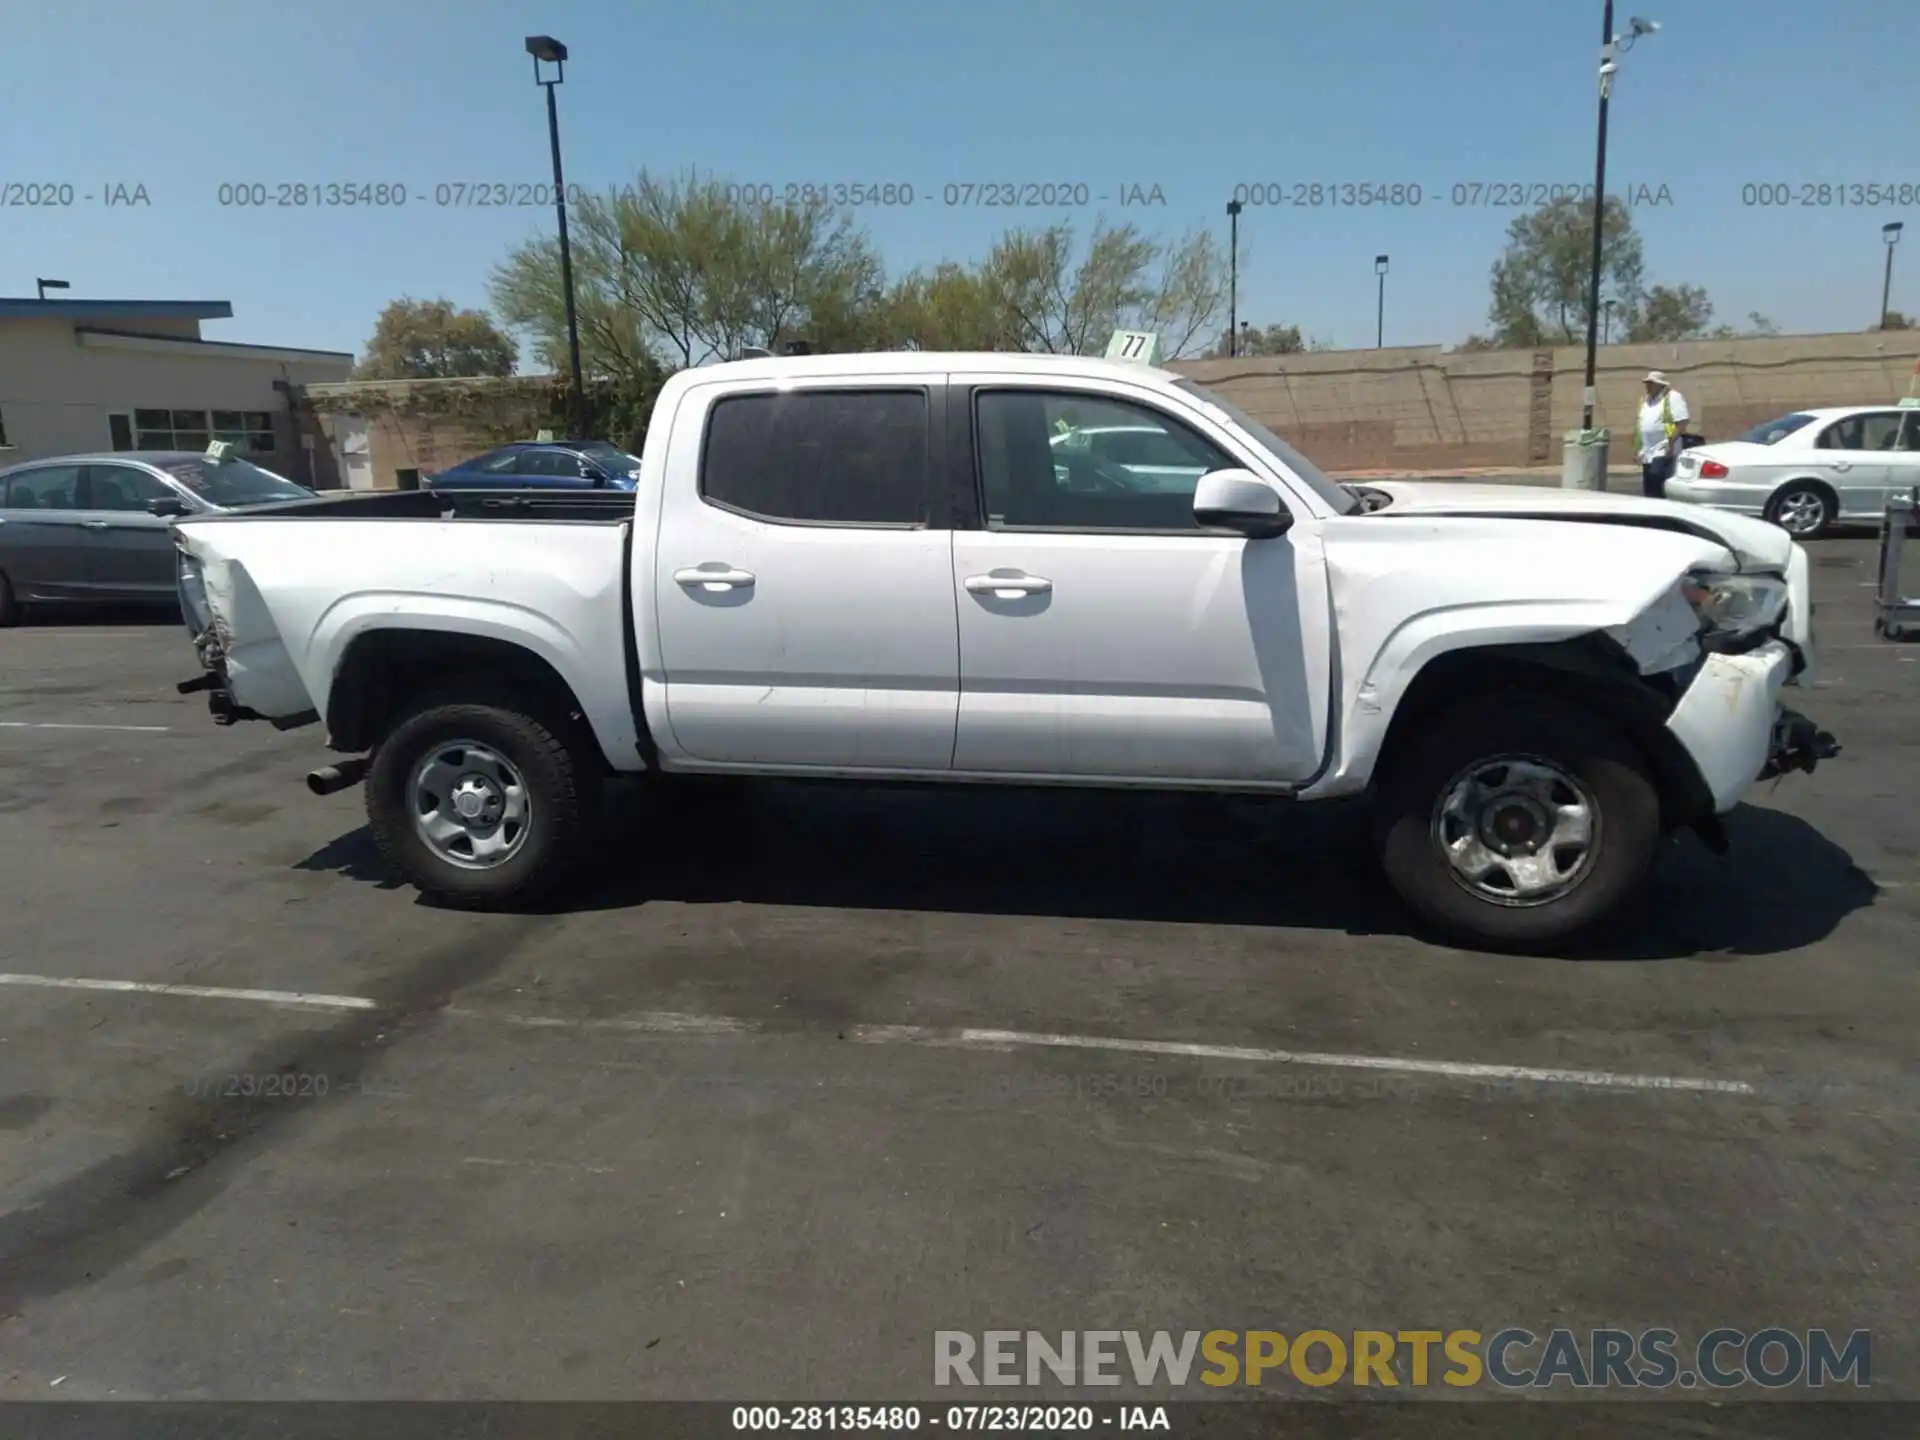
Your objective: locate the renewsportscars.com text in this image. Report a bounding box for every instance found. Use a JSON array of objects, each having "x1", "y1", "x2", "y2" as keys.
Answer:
[{"x1": 933, "y1": 1328, "x2": 1871, "y2": 1391}]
